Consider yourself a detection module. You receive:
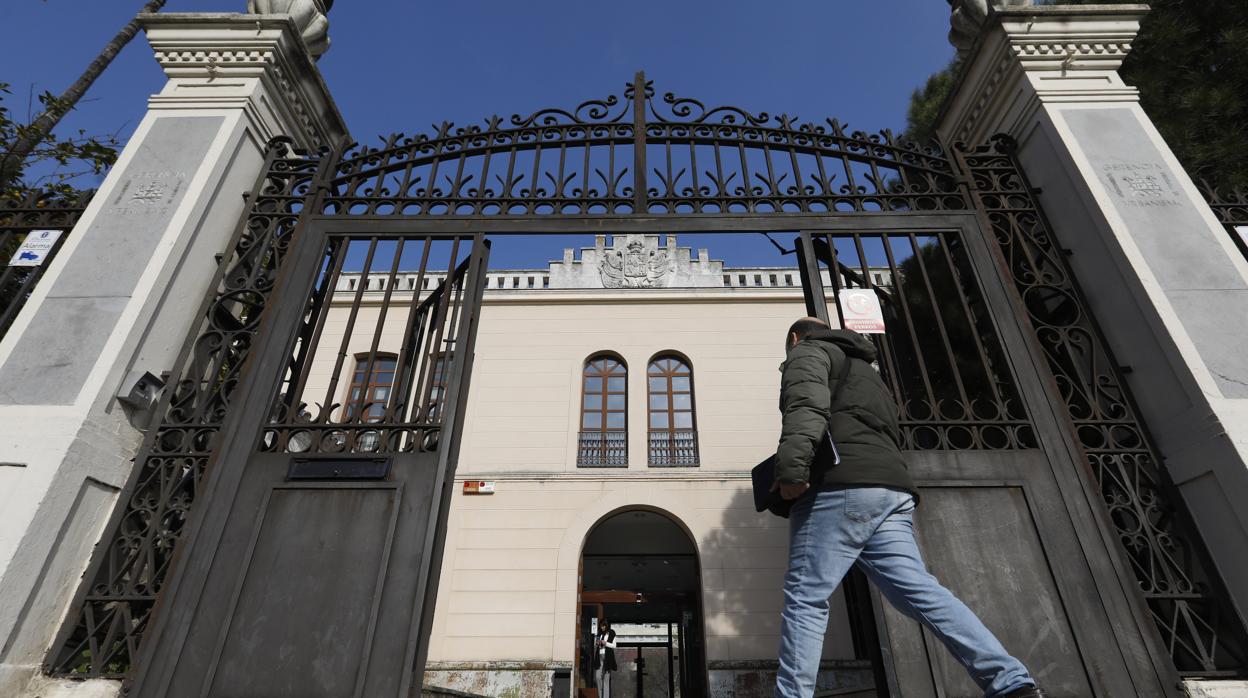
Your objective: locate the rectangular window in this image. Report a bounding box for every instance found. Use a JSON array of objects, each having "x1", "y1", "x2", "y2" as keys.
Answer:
[{"x1": 345, "y1": 355, "x2": 398, "y2": 422}]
